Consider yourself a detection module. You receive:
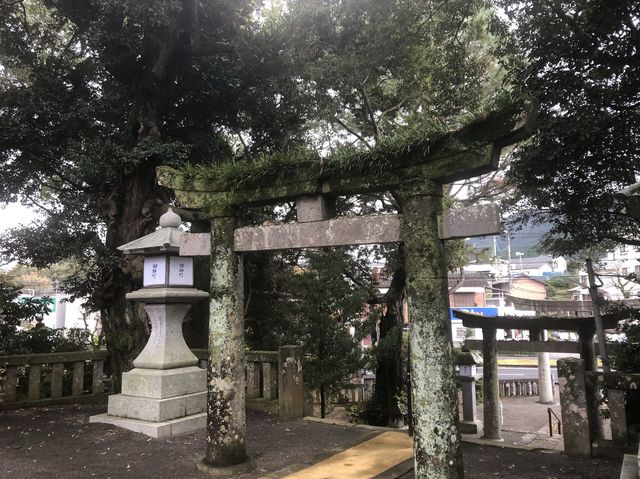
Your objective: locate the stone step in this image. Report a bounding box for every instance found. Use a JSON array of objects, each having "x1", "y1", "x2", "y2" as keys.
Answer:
[
  {"x1": 108, "y1": 390, "x2": 206, "y2": 422},
  {"x1": 121, "y1": 366, "x2": 206, "y2": 399}
]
